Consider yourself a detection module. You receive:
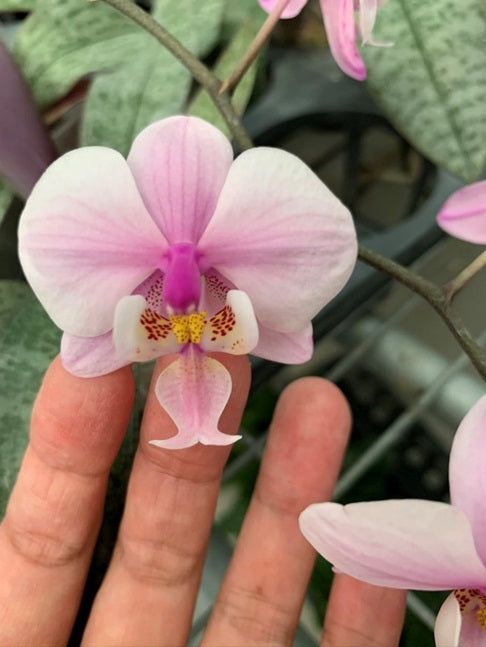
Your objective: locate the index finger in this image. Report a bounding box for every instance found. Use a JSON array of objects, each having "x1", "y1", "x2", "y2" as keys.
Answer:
[{"x1": 0, "y1": 357, "x2": 135, "y2": 646}]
